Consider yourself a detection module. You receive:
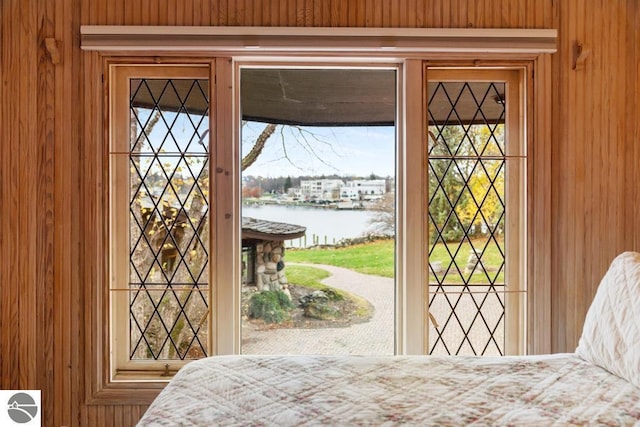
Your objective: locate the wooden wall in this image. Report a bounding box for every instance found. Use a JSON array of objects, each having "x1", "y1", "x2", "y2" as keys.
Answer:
[
  {"x1": 0, "y1": 0, "x2": 638, "y2": 426},
  {"x1": 551, "y1": 0, "x2": 640, "y2": 361}
]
